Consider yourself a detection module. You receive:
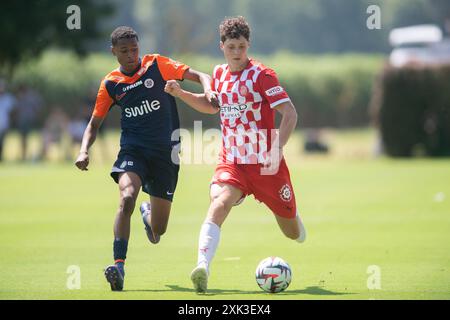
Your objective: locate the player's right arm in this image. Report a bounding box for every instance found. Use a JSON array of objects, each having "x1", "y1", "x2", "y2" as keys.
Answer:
[
  {"x1": 75, "y1": 116, "x2": 103, "y2": 171},
  {"x1": 75, "y1": 79, "x2": 113, "y2": 171},
  {"x1": 164, "y1": 80, "x2": 219, "y2": 115}
]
